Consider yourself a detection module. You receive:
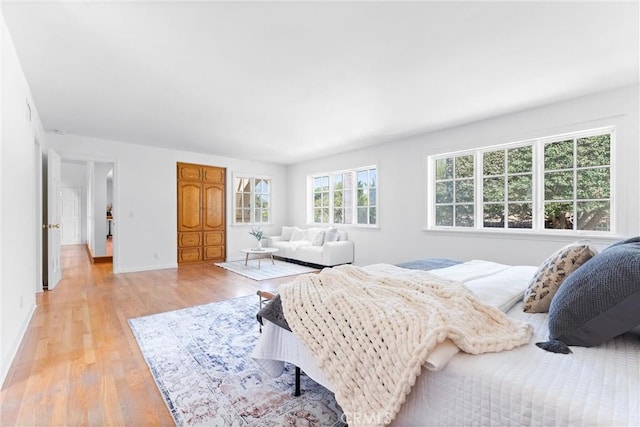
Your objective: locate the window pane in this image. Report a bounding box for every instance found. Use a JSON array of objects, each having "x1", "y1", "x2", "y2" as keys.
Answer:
[
  {"x1": 314, "y1": 208, "x2": 322, "y2": 223},
  {"x1": 334, "y1": 190, "x2": 343, "y2": 207},
  {"x1": 455, "y1": 155, "x2": 474, "y2": 178},
  {"x1": 436, "y1": 181, "x2": 453, "y2": 203},
  {"x1": 314, "y1": 177, "x2": 324, "y2": 191},
  {"x1": 577, "y1": 201, "x2": 610, "y2": 231},
  {"x1": 455, "y1": 204, "x2": 474, "y2": 227},
  {"x1": 357, "y1": 188, "x2": 369, "y2": 206},
  {"x1": 577, "y1": 168, "x2": 610, "y2": 199},
  {"x1": 577, "y1": 134, "x2": 610, "y2": 167},
  {"x1": 314, "y1": 192, "x2": 322, "y2": 207},
  {"x1": 321, "y1": 192, "x2": 329, "y2": 206},
  {"x1": 508, "y1": 203, "x2": 532, "y2": 228},
  {"x1": 333, "y1": 174, "x2": 343, "y2": 186},
  {"x1": 483, "y1": 151, "x2": 504, "y2": 176},
  {"x1": 242, "y1": 209, "x2": 251, "y2": 223},
  {"x1": 544, "y1": 202, "x2": 573, "y2": 229},
  {"x1": 235, "y1": 209, "x2": 243, "y2": 222},
  {"x1": 369, "y1": 207, "x2": 377, "y2": 225},
  {"x1": 322, "y1": 176, "x2": 329, "y2": 189},
  {"x1": 508, "y1": 175, "x2": 532, "y2": 201},
  {"x1": 544, "y1": 171, "x2": 573, "y2": 200},
  {"x1": 344, "y1": 207, "x2": 353, "y2": 224},
  {"x1": 357, "y1": 170, "x2": 368, "y2": 188},
  {"x1": 262, "y1": 210, "x2": 270, "y2": 222},
  {"x1": 435, "y1": 205, "x2": 453, "y2": 226},
  {"x1": 255, "y1": 209, "x2": 262, "y2": 223},
  {"x1": 357, "y1": 207, "x2": 368, "y2": 224},
  {"x1": 369, "y1": 169, "x2": 377, "y2": 186},
  {"x1": 483, "y1": 177, "x2": 504, "y2": 202},
  {"x1": 436, "y1": 158, "x2": 453, "y2": 180},
  {"x1": 545, "y1": 140, "x2": 573, "y2": 170},
  {"x1": 334, "y1": 208, "x2": 343, "y2": 223},
  {"x1": 508, "y1": 146, "x2": 532, "y2": 174},
  {"x1": 455, "y1": 179, "x2": 474, "y2": 203},
  {"x1": 483, "y1": 204, "x2": 504, "y2": 228},
  {"x1": 369, "y1": 189, "x2": 377, "y2": 206},
  {"x1": 322, "y1": 208, "x2": 329, "y2": 223}
]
